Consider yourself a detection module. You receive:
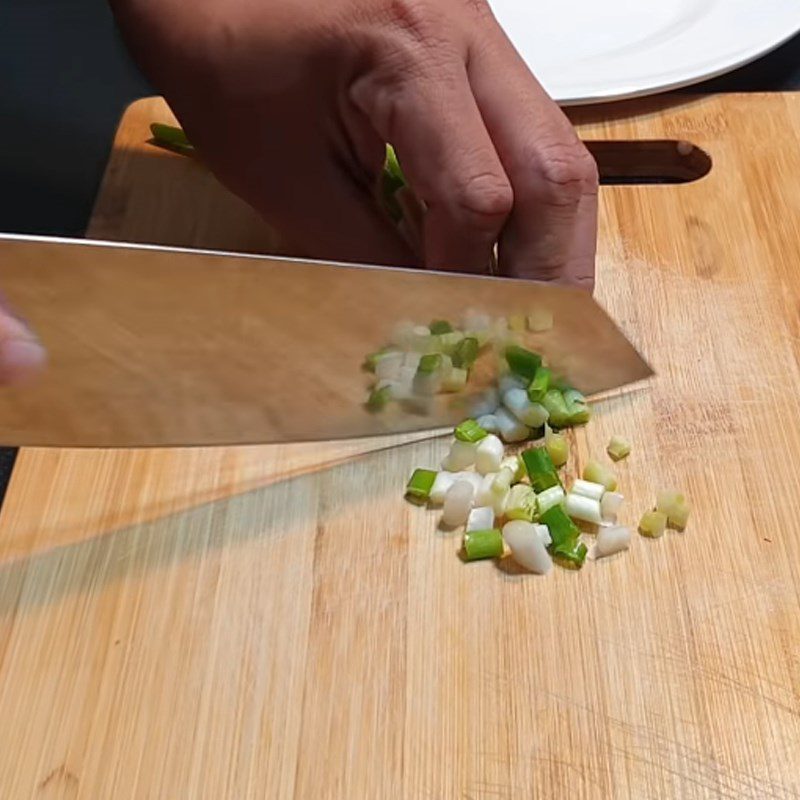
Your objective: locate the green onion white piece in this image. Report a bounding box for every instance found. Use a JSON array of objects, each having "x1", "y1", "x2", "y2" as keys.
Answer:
[
  {"x1": 600, "y1": 491, "x2": 624, "y2": 523},
  {"x1": 476, "y1": 473, "x2": 497, "y2": 507},
  {"x1": 442, "y1": 480, "x2": 476, "y2": 527},
  {"x1": 565, "y1": 493, "x2": 603, "y2": 524},
  {"x1": 502, "y1": 388, "x2": 550, "y2": 428},
  {"x1": 374, "y1": 351, "x2": 404, "y2": 381},
  {"x1": 495, "y1": 407, "x2": 531, "y2": 443},
  {"x1": 502, "y1": 520, "x2": 553, "y2": 574},
  {"x1": 500, "y1": 455, "x2": 525, "y2": 483},
  {"x1": 639, "y1": 509, "x2": 667, "y2": 538},
  {"x1": 402, "y1": 351, "x2": 421, "y2": 369},
  {"x1": 442, "y1": 439, "x2": 477, "y2": 471},
  {"x1": 595, "y1": 525, "x2": 631, "y2": 558},
  {"x1": 466, "y1": 506, "x2": 495, "y2": 532},
  {"x1": 583, "y1": 460, "x2": 618, "y2": 492},
  {"x1": 475, "y1": 434, "x2": 504, "y2": 474},
  {"x1": 476, "y1": 414, "x2": 500, "y2": 434},
  {"x1": 536, "y1": 485, "x2": 565, "y2": 515},
  {"x1": 571, "y1": 479, "x2": 606, "y2": 502},
  {"x1": 606, "y1": 435, "x2": 631, "y2": 461},
  {"x1": 656, "y1": 489, "x2": 691, "y2": 528},
  {"x1": 441, "y1": 367, "x2": 468, "y2": 393},
  {"x1": 534, "y1": 523, "x2": 552, "y2": 547},
  {"x1": 505, "y1": 484, "x2": 537, "y2": 522},
  {"x1": 429, "y1": 471, "x2": 457, "y2": 505},
  {"x1": 470, "y1": 388, "x2": 500, "y2": 418},
  {"x1": 456, "y1": 472, "x2": 483, "y2": 494},
  {"x1": 499, "y1": 374, "x2": 529, "y2": 395}
]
